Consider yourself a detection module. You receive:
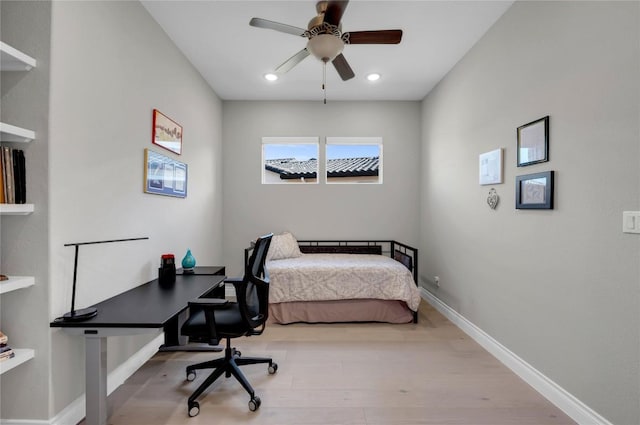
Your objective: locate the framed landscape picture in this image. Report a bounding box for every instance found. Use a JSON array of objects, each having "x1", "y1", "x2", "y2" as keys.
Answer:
[{"x1": 152, "y1": 109, "x2": 183, "y2": 155}]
